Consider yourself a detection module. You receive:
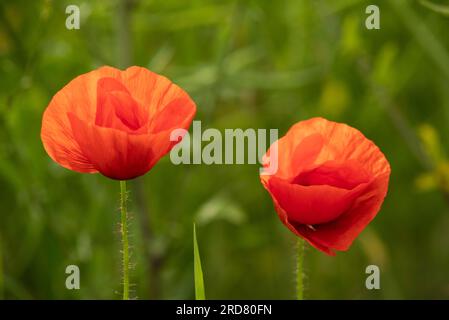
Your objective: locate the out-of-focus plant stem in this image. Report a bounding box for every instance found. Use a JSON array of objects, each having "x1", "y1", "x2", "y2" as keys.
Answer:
[
  {"x1": 134, "y1": 179, "x2": 164, "y2": 299},
  {"x1": 117, "y1": 0, "x2": 134, "y2": 69}
]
